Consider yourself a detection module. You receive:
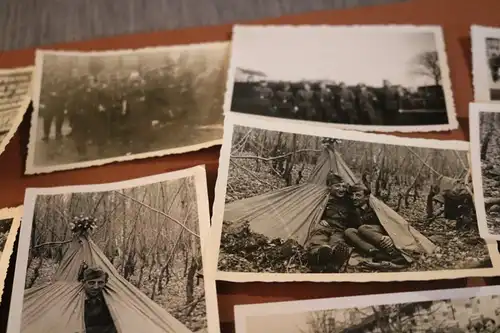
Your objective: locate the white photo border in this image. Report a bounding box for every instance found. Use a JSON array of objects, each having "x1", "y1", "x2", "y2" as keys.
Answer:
[
  {"x1": 210, "y1": 112, "x2": 500, "y2": 282},
  {"x1": 6, "y1": 166, "x2": 220, "y2": 333},
  {"x1": 234, "y1": 285, "x2": 500, "y2": 333},
  {"x1": 25, "y1": 42, "x2": 230, "y2": 175},
  {"x1": 223, "y1": 24, "x2": 458, "y2": 133},
  {"x1": 0, "y1": 66, "x2": 34, "y2": 157},
  {"x1": 470, "y1": 102, "x2": 500, "y2": 240},
  {"x1": 471, "y1": 25, "x2": 500, "y2": 102},
  {"x1": 0, "y1": 206, "x2": 22, "y2": 305}
]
